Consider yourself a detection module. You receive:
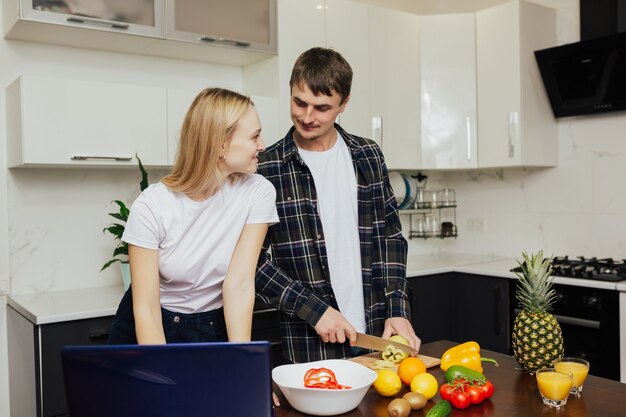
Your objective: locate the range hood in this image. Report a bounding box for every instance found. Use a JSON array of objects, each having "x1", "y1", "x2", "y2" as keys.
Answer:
[{"x1": 534, "y1": 0, "x2": 626, "y2": 118}]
